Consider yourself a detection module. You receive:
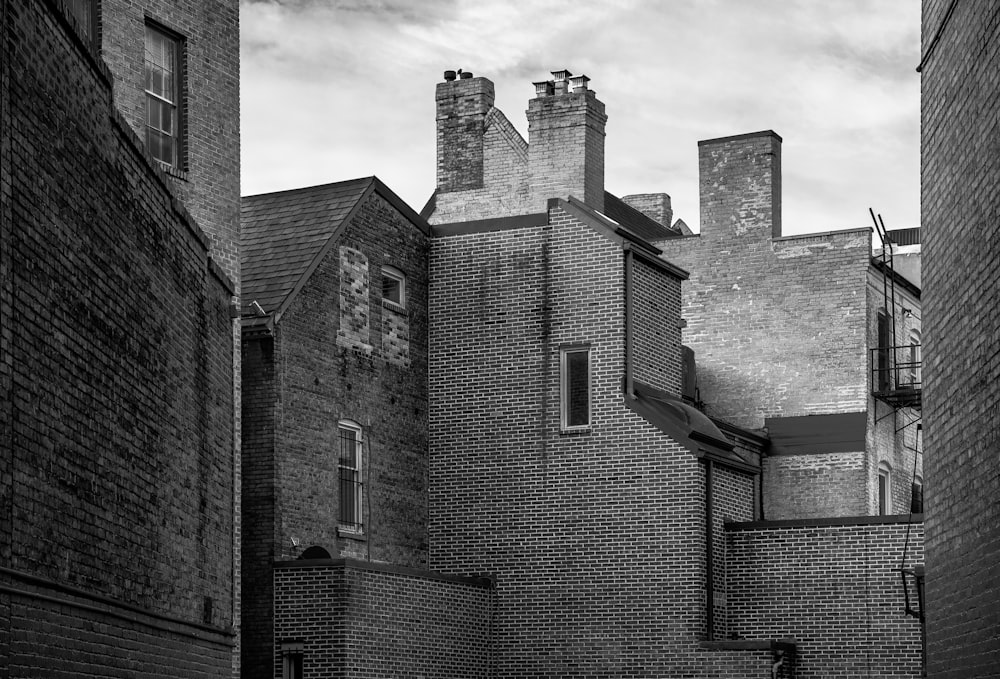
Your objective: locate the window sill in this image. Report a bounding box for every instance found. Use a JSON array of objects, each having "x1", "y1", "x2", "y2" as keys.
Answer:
[
  {"x1": 337, "y1": 526, "x2": 366, "y2": 540},
  {"x1": 158, "y1": 161, "x2": 189, "y2": 182},
  {"x1": 560, "y1": 426, "x2": 592, "y2": 436},
  {"x1": 381, "y1": 298, "x2": 407, "y2": 314}
]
